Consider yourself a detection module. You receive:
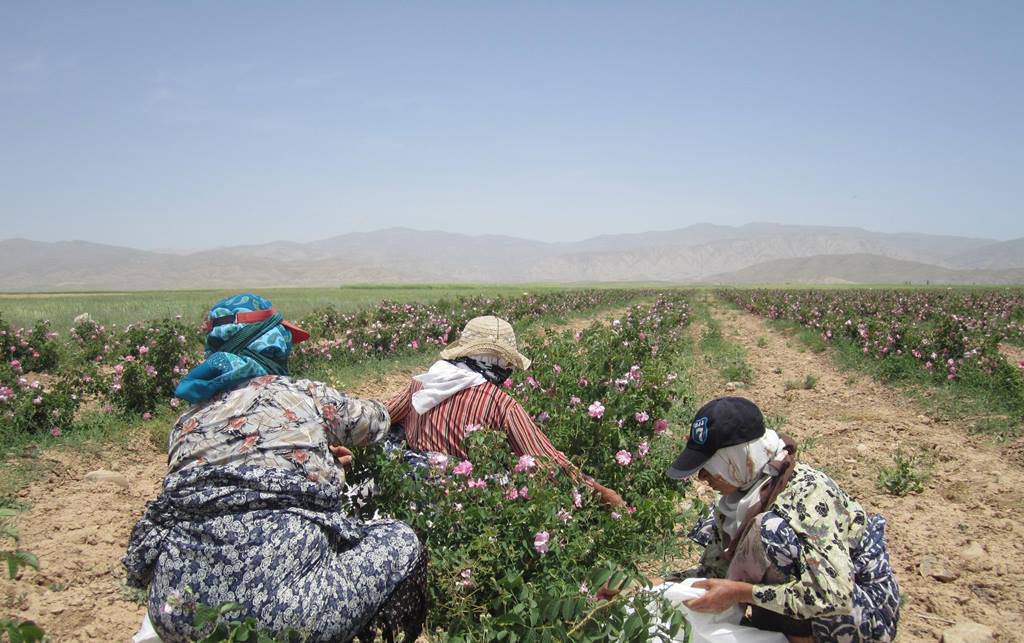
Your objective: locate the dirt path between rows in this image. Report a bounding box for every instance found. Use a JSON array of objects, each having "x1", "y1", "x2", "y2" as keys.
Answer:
[
  {"x1": 708, "y1": 300, "x2": 1023, "y2": 642},
  {"x1": 1, "y1": 306, "x2": 632, "y2": 642}
]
